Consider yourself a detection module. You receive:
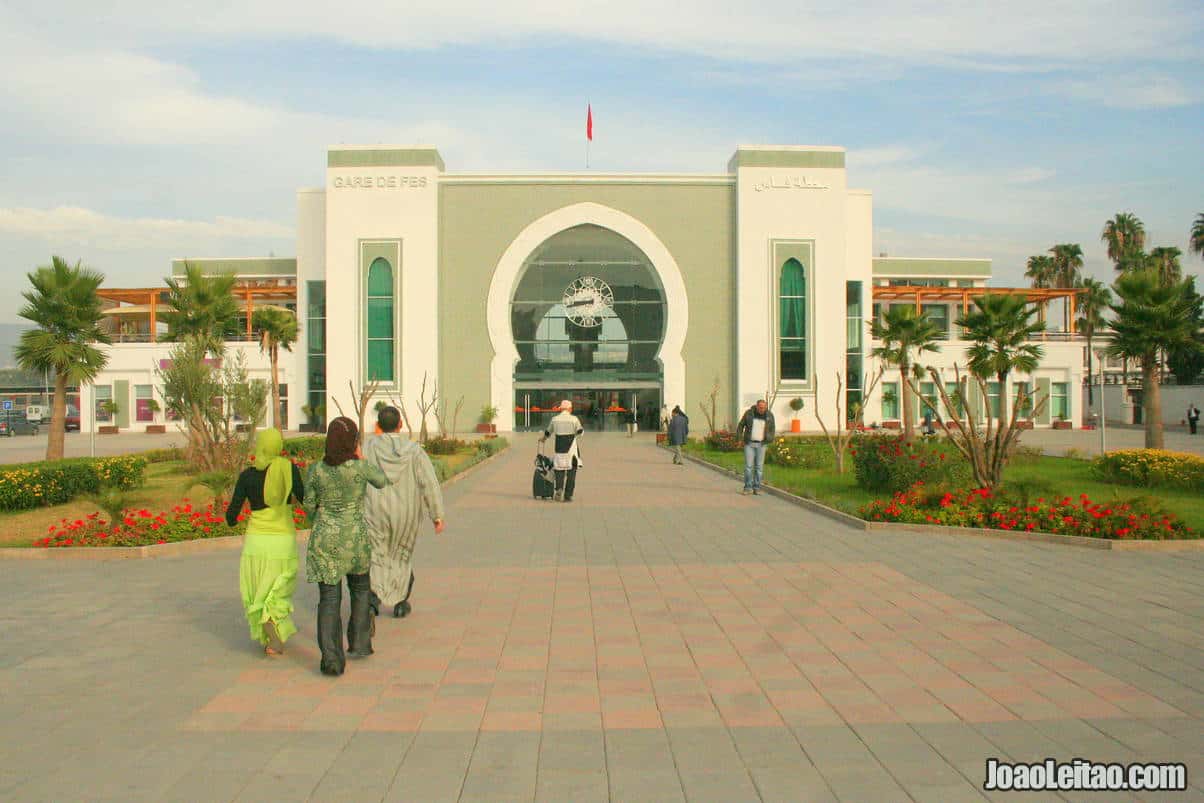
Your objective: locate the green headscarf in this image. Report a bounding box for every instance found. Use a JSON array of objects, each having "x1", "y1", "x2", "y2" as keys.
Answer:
[{"x1": 253, "y1": 428, "x2": 293, "y2": 511}]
